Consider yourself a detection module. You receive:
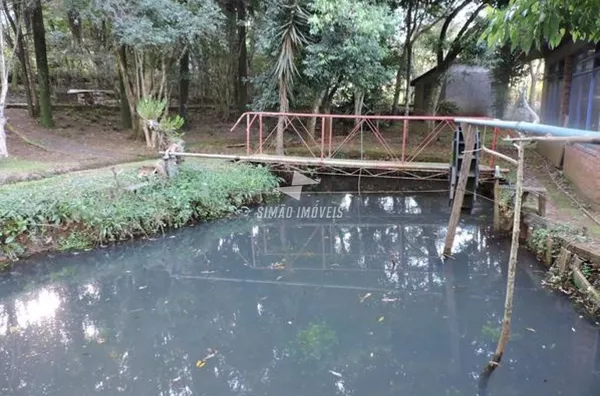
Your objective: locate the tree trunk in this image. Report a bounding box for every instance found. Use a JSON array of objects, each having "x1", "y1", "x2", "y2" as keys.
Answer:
[
  {"x1": 0, "y1": 118, "x2": 6, "y2": 158},
  {"x1": 11, "y1": 67, "x2": 18, "y2": 90},
  {"x1": 67, "y1": 8, "x2": 82, "y2": 46},
  {"x1": 118, "y1": 68, "x2": 132, "y2": 130},
  {"x1": 0, "y1": 15, "x2": 10, "y2": 158},
  {"x1": 354, "y1": 90, "x2": 364, "y2": 125},
  {"x1": 391, "y1": 60, "x2": 403, "y2": 114},
  {"x1": 276, "y1": 83, "x2": 287, "y2": 156},
  {"x1": 482, "y1": 140, "x2": 525, "y2": 377},
  {"x1": 5, "y1": 0, "x2": 37, "y2": 117},
  {"x1": 24, "y1": 42, "x2": 39, "y2": 116},
  {"x1": 236, "y1": 0, "x2": 248, "y2": 113},
  {"x1": 179, "y1": 50, "x2": 190, "y2": 128},
  {"x1": 403, "y1": 2, "x2": 413, "y2": 117},
  {"x1": 116, "y1": 46, "x2": 140, "y2": 139},
  {"x1": 31, "y1": 0, "x2": 53, "y2": 127},
  {"x1": 528, "y1": 60, "x2": 541, "y2": 106},
  {"x1": 308, "y1": 89, "x2": 326, "y2": 138}
]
